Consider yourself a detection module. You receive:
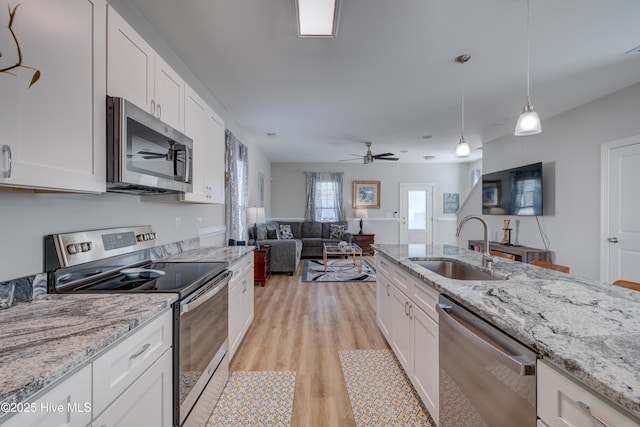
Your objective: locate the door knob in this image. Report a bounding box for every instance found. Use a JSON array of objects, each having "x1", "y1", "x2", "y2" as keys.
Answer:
[{"x1": 607, "y1": 237, "x2": 619, "y2": 243}]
